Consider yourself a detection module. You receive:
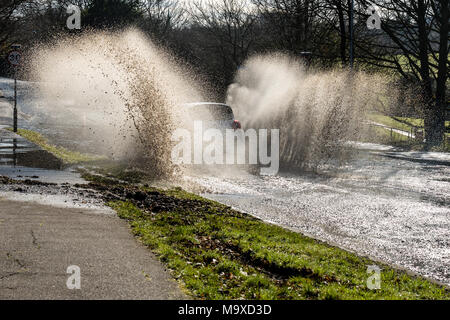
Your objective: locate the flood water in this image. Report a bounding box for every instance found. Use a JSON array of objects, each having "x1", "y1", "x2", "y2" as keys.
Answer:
[
  {"x1": 0, "y1": 78, "x2": 87, "y2": 184},
  {"x1": 1, "y1": 76, "x2": 449, "y2": 286}
]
